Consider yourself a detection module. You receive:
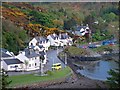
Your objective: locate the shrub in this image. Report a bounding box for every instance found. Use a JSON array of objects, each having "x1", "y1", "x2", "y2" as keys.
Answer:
[{"x1": 45, "y1": 70, "x2": 52, "y2": 76}]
